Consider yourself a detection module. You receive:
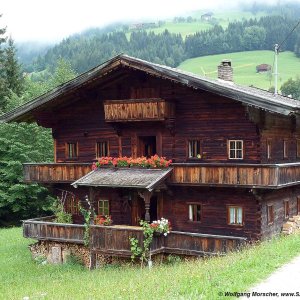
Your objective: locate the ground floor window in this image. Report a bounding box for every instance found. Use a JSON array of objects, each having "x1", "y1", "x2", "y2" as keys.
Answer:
[
  {"x1": 97, "y1": 199, "x2": 109, "y2": 216},
  {"x1": 284, "y1": 200, "x2": 290, "y2": 219},
  {"x1": 228, "y1": 206, "x2": 243, "y2": 225},
  {"x1": 65, "y1": 195, "x2": 79, "y2": 215},
  {"x1": 267, "y1": 204, "x2": 274, "y2": 225},
  {"x1": 188, "y1": 204, "x2": 201, "y2": 222}
]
